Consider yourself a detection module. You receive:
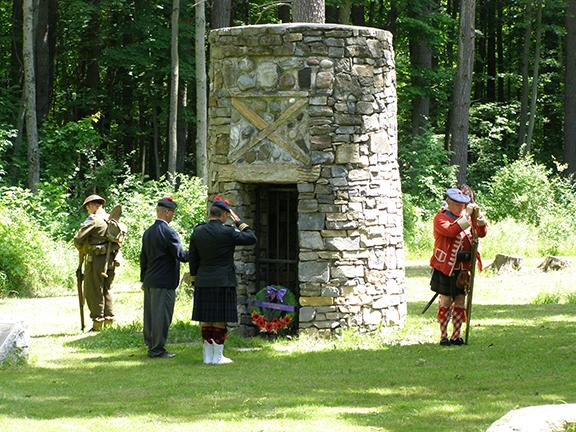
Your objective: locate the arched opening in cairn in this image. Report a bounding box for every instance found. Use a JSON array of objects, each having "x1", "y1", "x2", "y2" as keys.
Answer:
[{"x1": 207, "y1": 23, "x2": 406, "y2": 336}]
